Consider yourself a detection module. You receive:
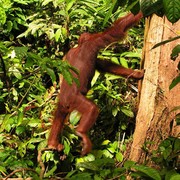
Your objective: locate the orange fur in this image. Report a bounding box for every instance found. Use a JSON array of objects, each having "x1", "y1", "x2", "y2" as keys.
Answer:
[{"x1": 48, "y1": 12, "x2": 144, "y2": 155}]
